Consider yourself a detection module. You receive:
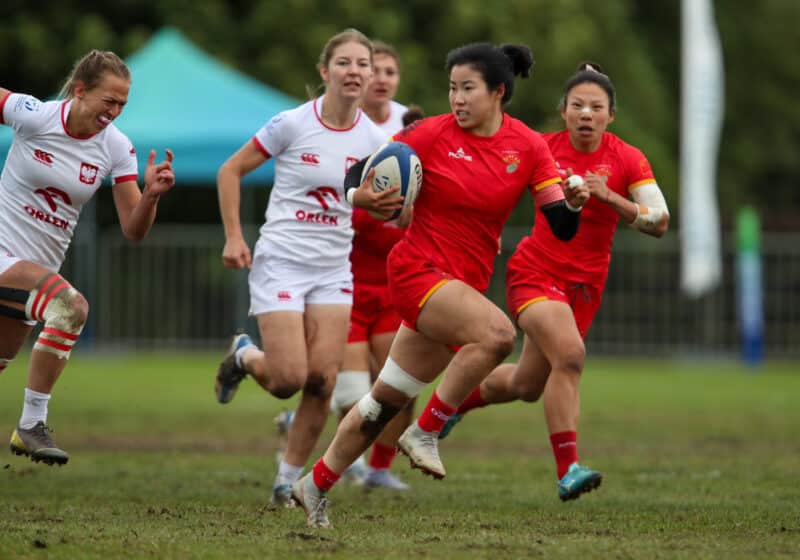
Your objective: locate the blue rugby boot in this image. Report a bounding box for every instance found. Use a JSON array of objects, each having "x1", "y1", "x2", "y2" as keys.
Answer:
[
  {"x1": 215, "y1": 332, "x2": 253, "y2": 404},
  {"x1": 558, "y1": 462, "x2": 603, "y2": 501}
]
